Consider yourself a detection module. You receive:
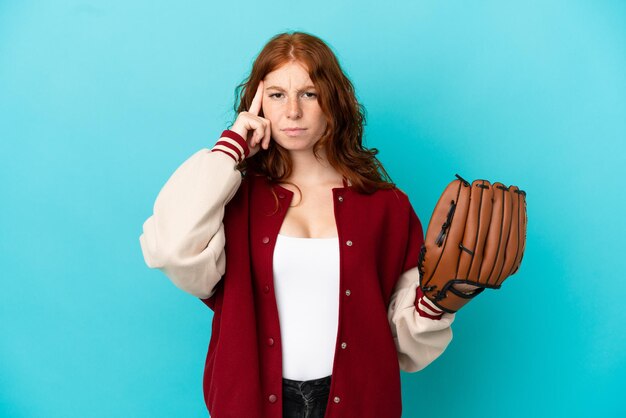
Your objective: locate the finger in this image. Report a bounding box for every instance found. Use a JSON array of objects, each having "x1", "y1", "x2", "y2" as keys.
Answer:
[
  {"x1": 248, "y1": 121, "x2": 259, "y2": 145},
  {"x1": 263, "y1": 120, "x2": 271, "y2": 149},
  {"x1": 248, "y1": 118, "x2": 264, "y2": 147},
  {"x1": 248, "y1": 80, "x2": 264, "y2": 116},
  {"x1": 258, "y1": 121, "x2": 267, "y2": 147},
  {"x1": 257, "y1": 121, "x2": 266, "y2": 147}
]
